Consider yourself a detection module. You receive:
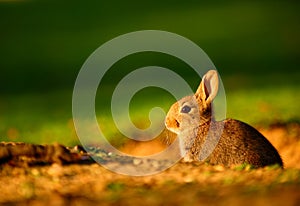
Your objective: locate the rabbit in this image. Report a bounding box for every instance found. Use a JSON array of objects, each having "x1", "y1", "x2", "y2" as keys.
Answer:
[{"x1": 165, "y1": 70, "x2": 283, "y2": 168}]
